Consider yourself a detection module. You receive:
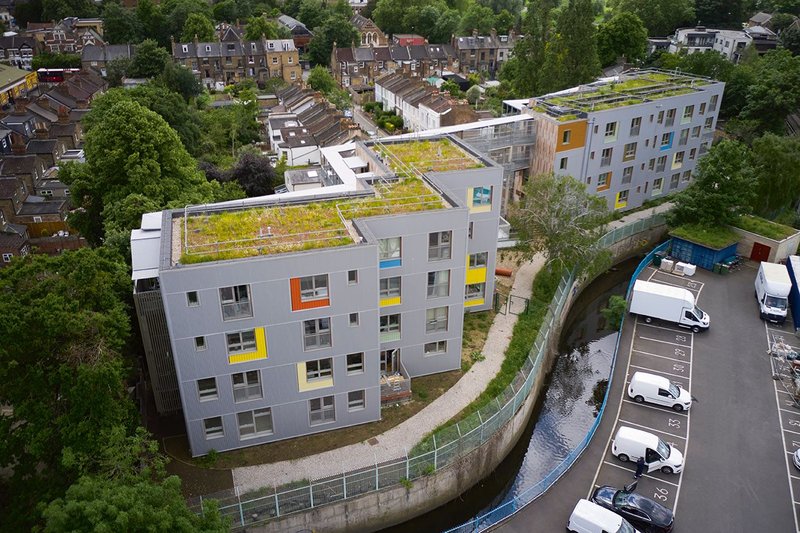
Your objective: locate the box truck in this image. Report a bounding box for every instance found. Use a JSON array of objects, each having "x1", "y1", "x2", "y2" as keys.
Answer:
[
  {"x1": 755, "y1": 262, "x2": 792, "y2": 324},
  {"x1": 787, "y1": 256, "x2": 800, "y2": 333},
  {"x1": 629, "y1": 280, "x2": 709, "y2": 332}
]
